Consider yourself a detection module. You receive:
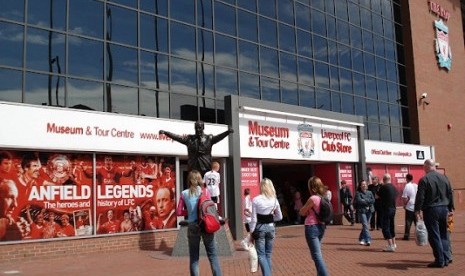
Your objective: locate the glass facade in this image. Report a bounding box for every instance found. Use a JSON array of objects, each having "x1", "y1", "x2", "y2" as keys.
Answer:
[{"x1": 0, "y1": 0, "x2": 409, "y2": 142}]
